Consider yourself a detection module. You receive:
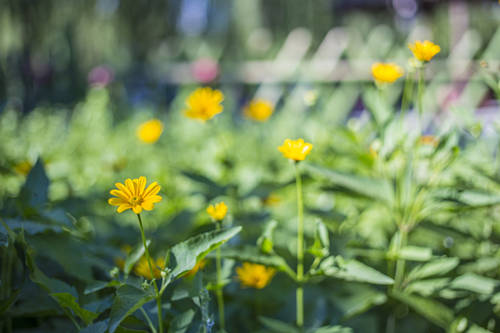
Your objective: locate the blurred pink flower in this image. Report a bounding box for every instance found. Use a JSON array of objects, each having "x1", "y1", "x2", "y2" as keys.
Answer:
[
  {"x1": 88, "y1": 66, "x2": 114, "y2": 87},
  {"x1": 191, "y1": 58, "x2": 219, "y2": 83}
]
